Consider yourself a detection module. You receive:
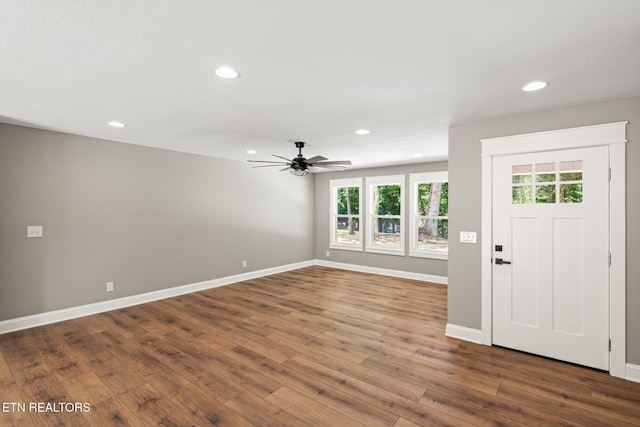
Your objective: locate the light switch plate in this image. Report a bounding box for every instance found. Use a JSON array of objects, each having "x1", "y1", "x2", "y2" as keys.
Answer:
[
  {"x1": 27, "y1": 225, "x2": 43, "y2": 238},
  {"x1": 460, "y1": 231, "x2": 477, "y2": 244}
]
